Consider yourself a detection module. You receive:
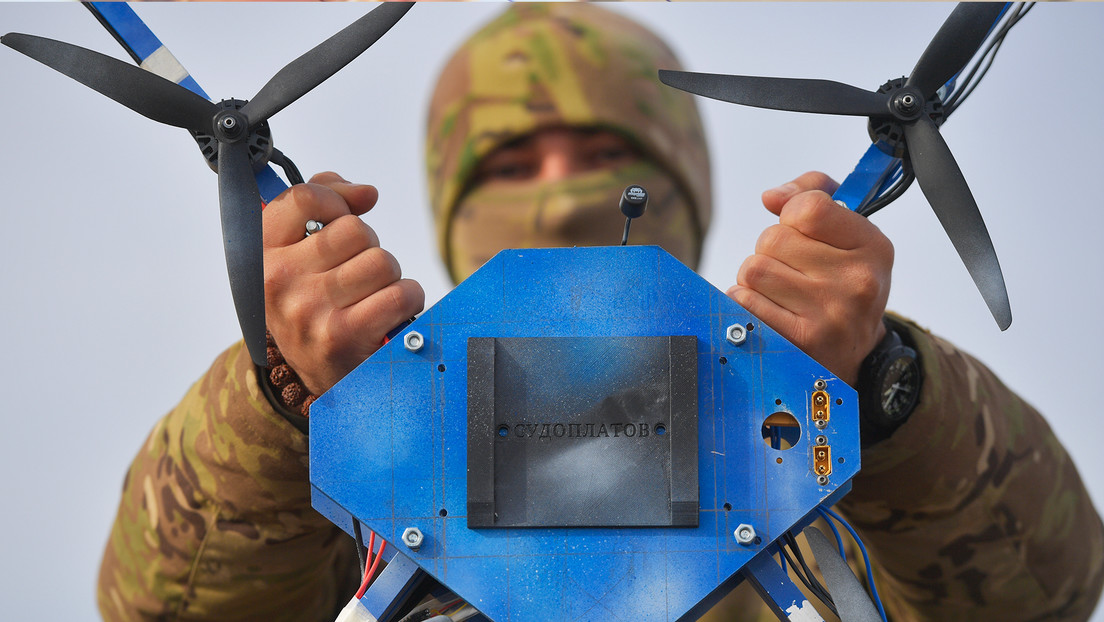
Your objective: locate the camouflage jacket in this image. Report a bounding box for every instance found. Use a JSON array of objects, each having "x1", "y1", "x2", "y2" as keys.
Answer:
[{"x1": 98, "y1": 315, "x2": 1104, "y2": 621}]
